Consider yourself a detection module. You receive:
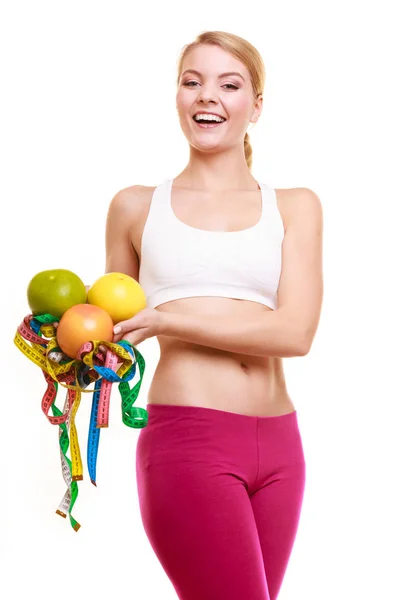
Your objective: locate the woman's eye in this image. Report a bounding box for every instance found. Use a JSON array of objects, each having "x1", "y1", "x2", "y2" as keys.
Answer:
[{"x1": 183, "y1": 81, "x2": 238, "y2": 90}]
